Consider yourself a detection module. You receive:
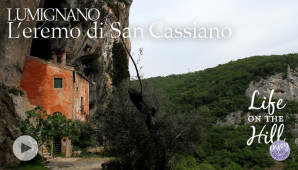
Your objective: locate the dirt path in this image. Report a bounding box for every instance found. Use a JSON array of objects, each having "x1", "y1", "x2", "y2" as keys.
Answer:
[{"x1": 45, "y1": 157, "x2": 111, "y2": 170}]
